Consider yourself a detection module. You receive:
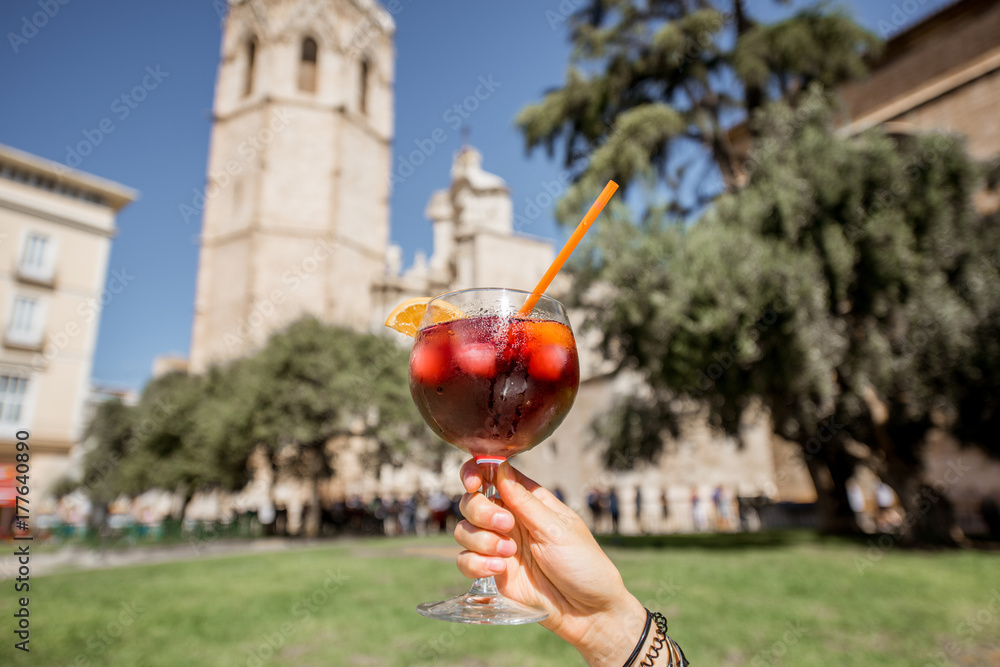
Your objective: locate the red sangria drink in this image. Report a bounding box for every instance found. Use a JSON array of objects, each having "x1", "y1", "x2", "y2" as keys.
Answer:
[
  {"x1": 409, "y1": 315, "x2": 579, "y2": 461},
  {"x1": 400, "y1": 288, "x2": 579, "y2": 625},
  {"x1": 381, "y1": 182, "x2": 617, "y2": 628}
]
